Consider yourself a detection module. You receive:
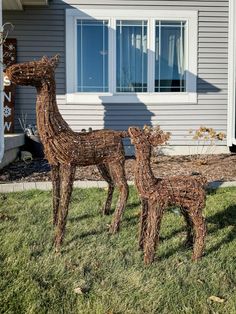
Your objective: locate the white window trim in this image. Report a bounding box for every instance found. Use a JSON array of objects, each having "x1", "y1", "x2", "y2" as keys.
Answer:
[{"x1": 66, "y1": 8, "x2": 198, "y2": 104}]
